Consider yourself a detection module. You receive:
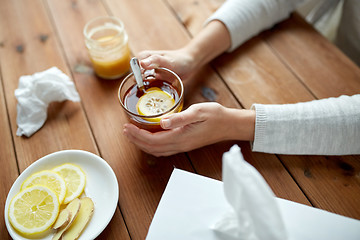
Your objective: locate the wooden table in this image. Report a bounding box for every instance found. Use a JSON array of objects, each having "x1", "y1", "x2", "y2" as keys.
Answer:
[{"x1": 1, "y1": 0, "x2": 360, "y2": 239}]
